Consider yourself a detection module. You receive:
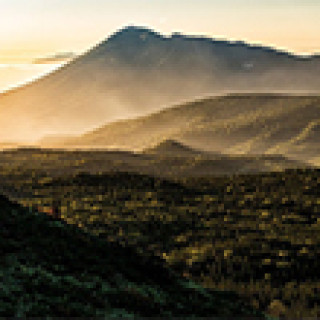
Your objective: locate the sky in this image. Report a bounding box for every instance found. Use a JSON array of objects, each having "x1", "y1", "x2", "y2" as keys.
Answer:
[{"x1": 0, "y1": 0, "x2": 319, "y2": 91}]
